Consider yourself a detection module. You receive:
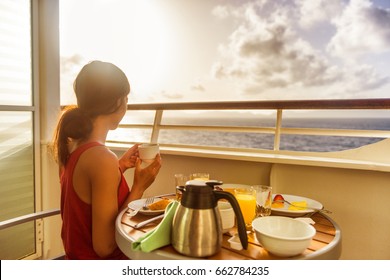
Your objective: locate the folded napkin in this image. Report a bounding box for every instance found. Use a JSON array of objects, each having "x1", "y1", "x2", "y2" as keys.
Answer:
[
  {"x1": 295, "y1": 217, "x2": 315, "y2": 225},
  {"x1": 132, "y1": 200, "x2": 179, "y2": 252}
]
